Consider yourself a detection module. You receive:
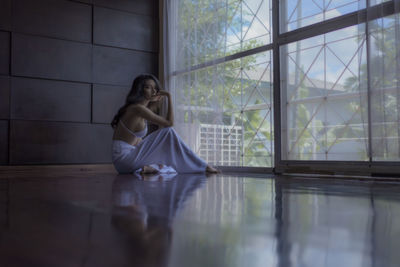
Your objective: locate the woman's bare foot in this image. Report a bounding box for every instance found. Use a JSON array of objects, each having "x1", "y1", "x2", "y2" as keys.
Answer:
[
  {"x1": 140, "y1": 165, "x2": 159, "y2": 174},
  {"x1": 206, "y1": 165, "x2": 220, "y2": 174}
]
